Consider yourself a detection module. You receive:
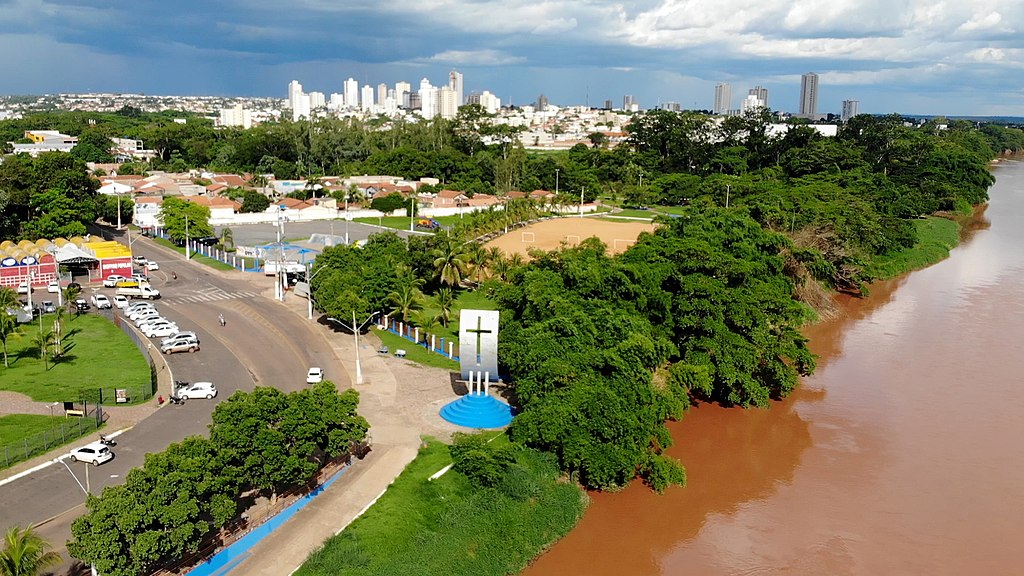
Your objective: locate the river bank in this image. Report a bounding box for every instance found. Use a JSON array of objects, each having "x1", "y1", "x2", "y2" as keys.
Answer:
[{"x1": 523, "y1": 158, "x2": 1024, "y2": 575}]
